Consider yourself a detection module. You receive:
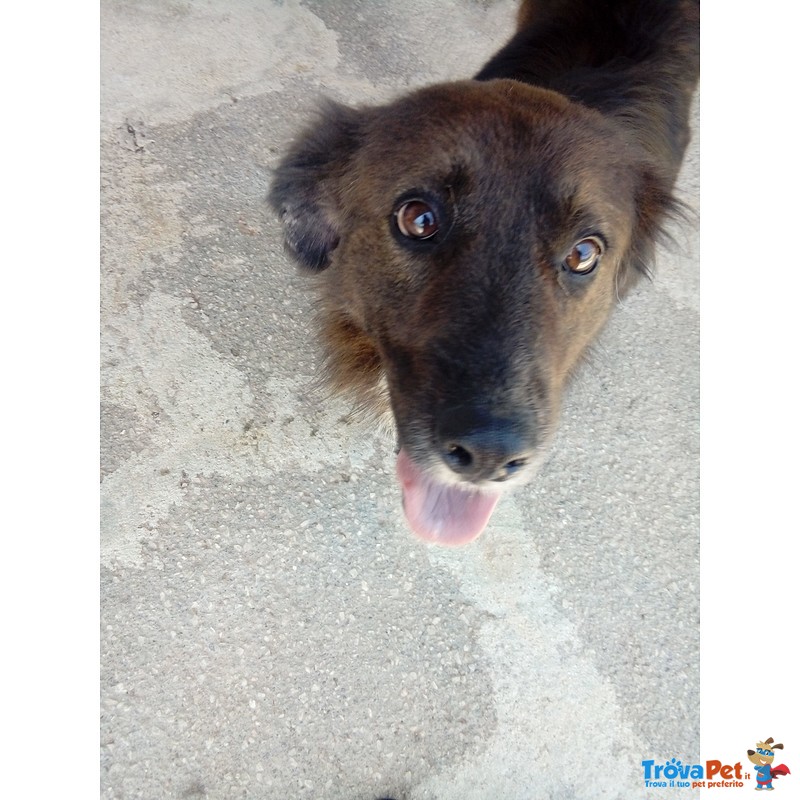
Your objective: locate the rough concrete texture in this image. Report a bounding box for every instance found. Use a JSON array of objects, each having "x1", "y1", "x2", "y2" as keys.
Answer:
[{"x1": 100, "y1": 1, "x2": 700, "y2": 798}]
